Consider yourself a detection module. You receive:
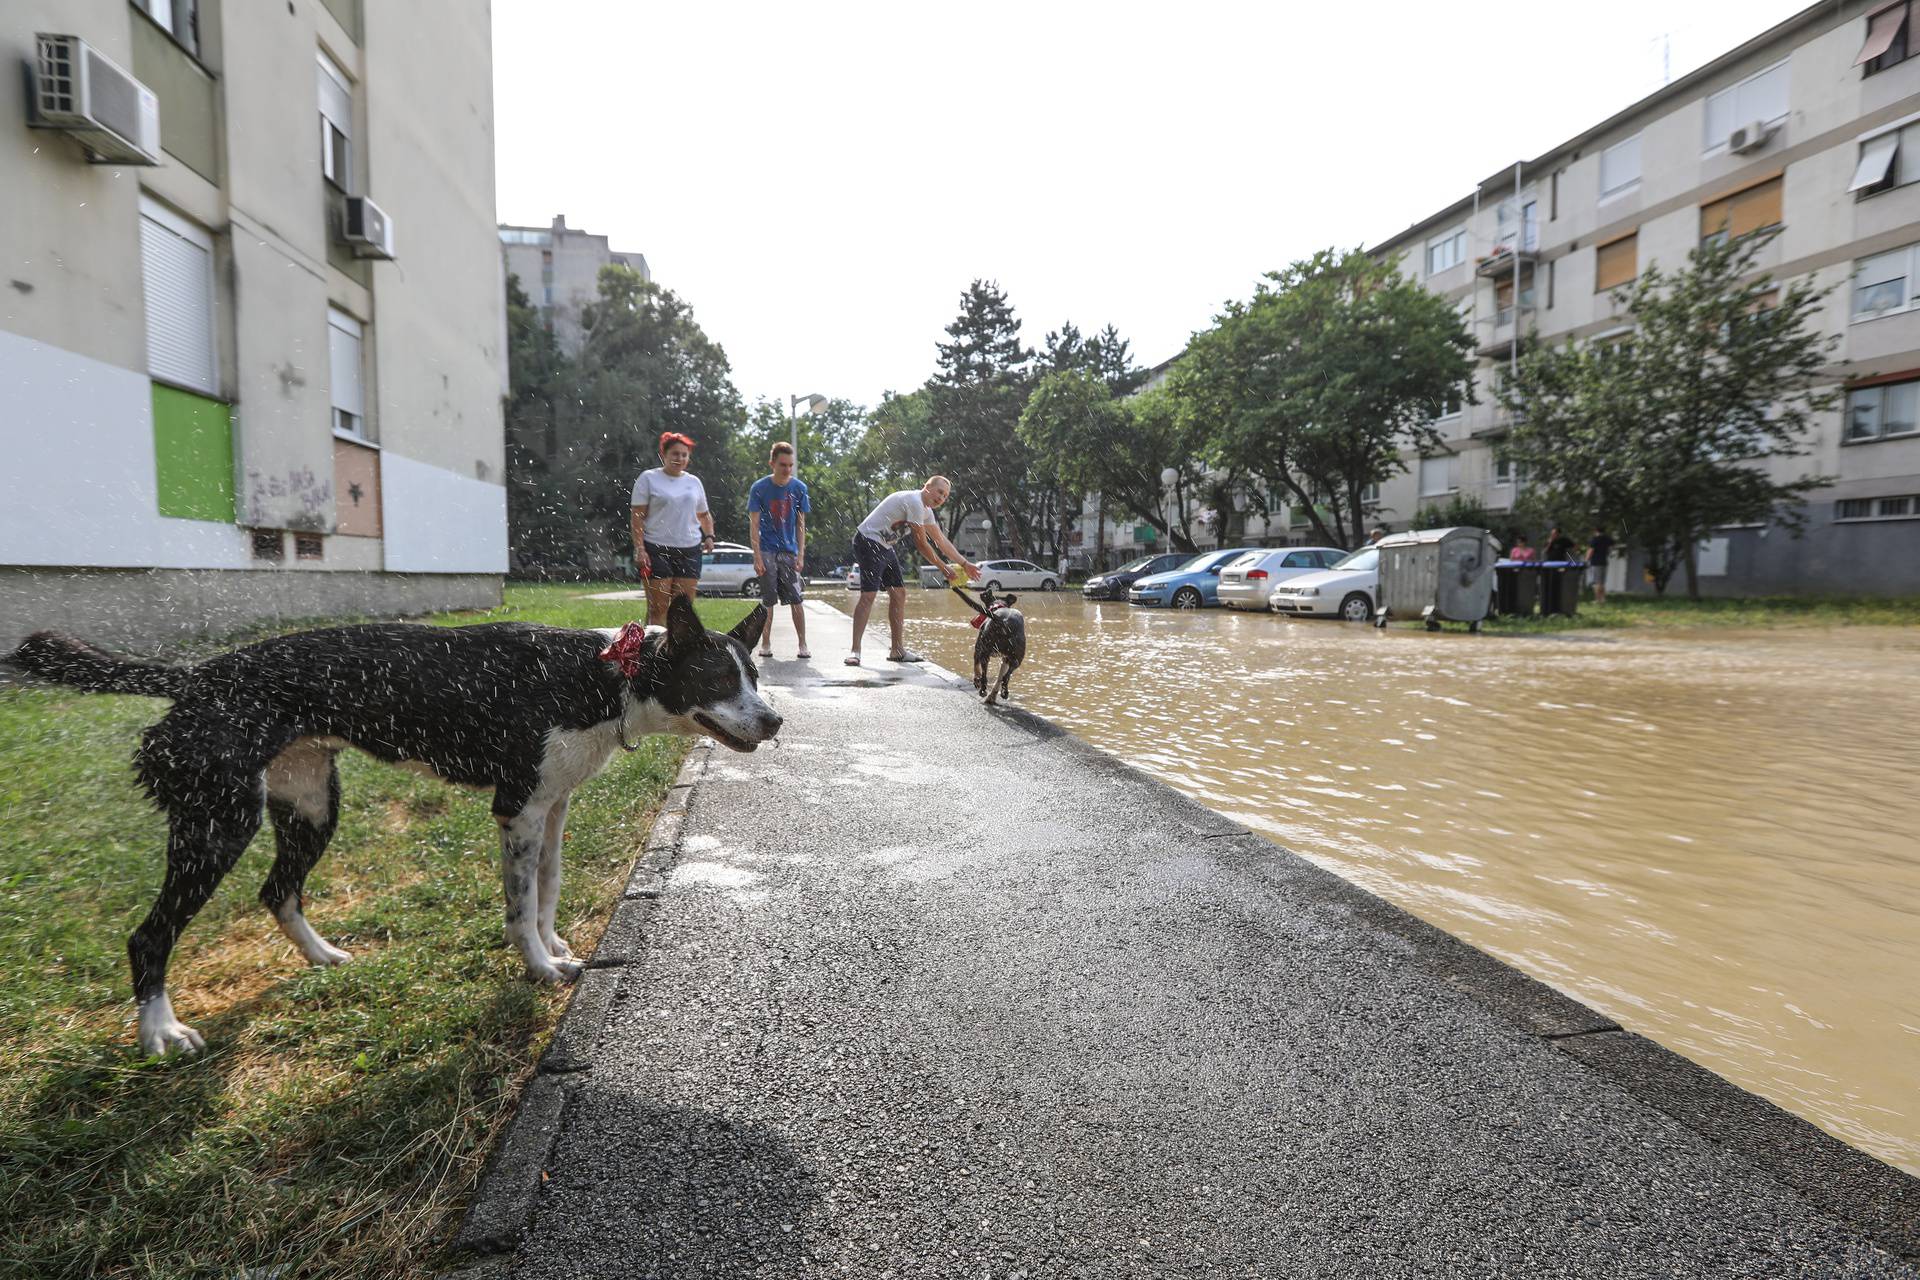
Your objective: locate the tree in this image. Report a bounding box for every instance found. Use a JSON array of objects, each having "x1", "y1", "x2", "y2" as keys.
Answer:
[
  {"x1": 1494, "y1": 230, "x2": 1836, "y2": 597},
  {"x1": 735, "y1": 396, "x2": 879, "y2": 567},
  {"x1": 1018, "y1": 373, "x2": 1209, "y2": 554},
  {"x1": 925, "y1": 280, "x2": 1037, "y2": 555},
  {"x1": 503, "y1": 273, "x2": 599, "y2": 573},
  {"x1": 1172, "y1": 248, "x2": 1475, "y2": 549},
  {"x1": 569, "y1": 266, "x2": 750, "y2": 547}
]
